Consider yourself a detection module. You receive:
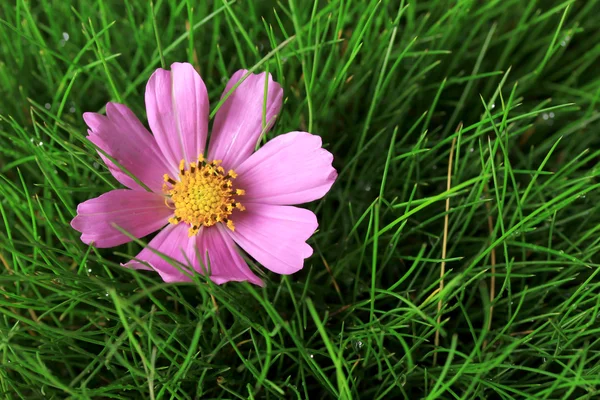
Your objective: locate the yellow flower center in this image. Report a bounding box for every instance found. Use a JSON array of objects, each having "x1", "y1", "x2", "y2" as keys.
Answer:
[{"x1": 163, "y1": 155, "x2": 245, "y2": 237}]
